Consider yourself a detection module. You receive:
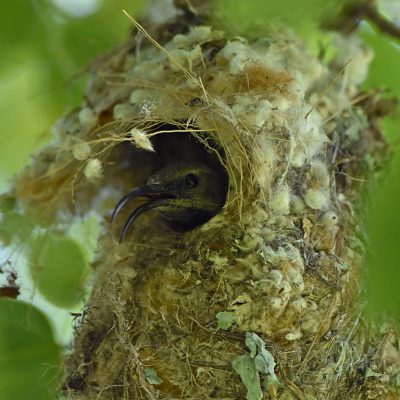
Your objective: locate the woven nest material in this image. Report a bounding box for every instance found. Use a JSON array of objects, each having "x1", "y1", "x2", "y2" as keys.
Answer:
[{"x1": 9, "y1": 3, "x2": 400, "y2": 400}]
